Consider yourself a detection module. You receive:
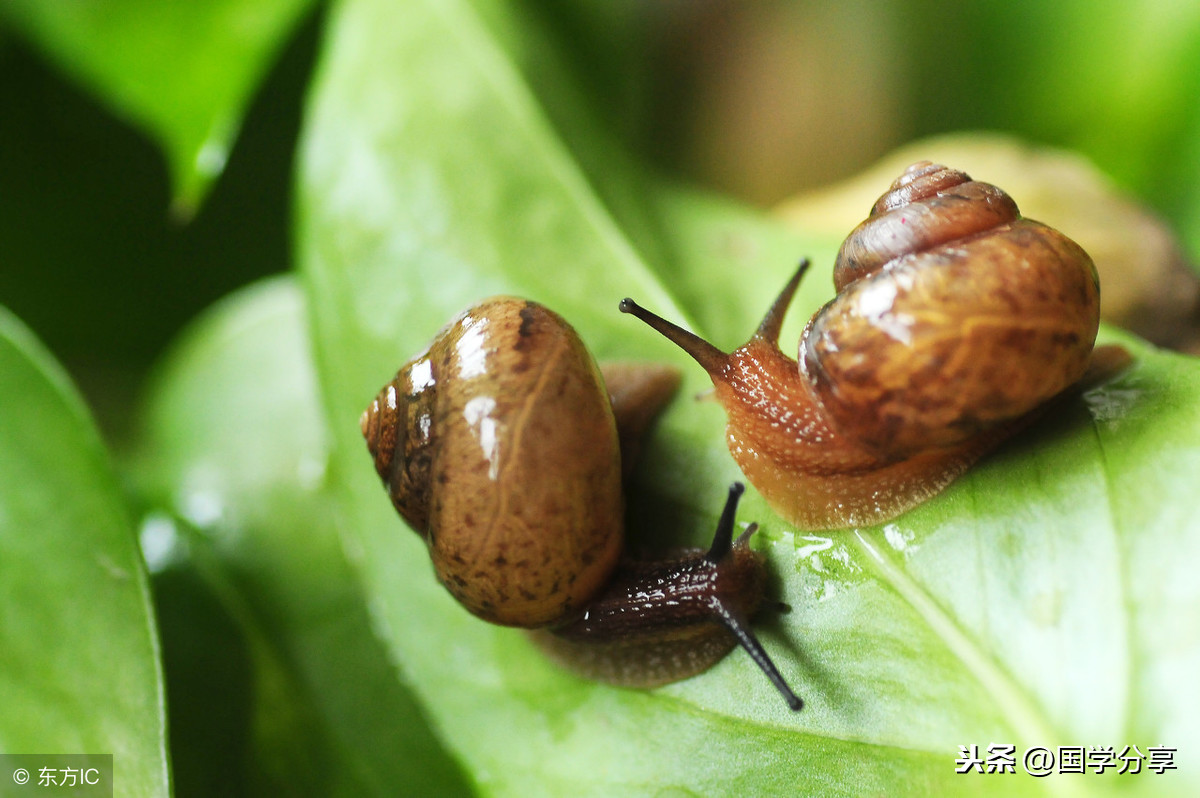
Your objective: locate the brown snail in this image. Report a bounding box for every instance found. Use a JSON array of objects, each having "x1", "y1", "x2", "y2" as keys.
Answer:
[
  {"x1": 360, "y1": 297, "x2": 803, "y2": 710},
  {"x1": 621, "y1": 161, "x2": 1106, "y2": 530}
]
